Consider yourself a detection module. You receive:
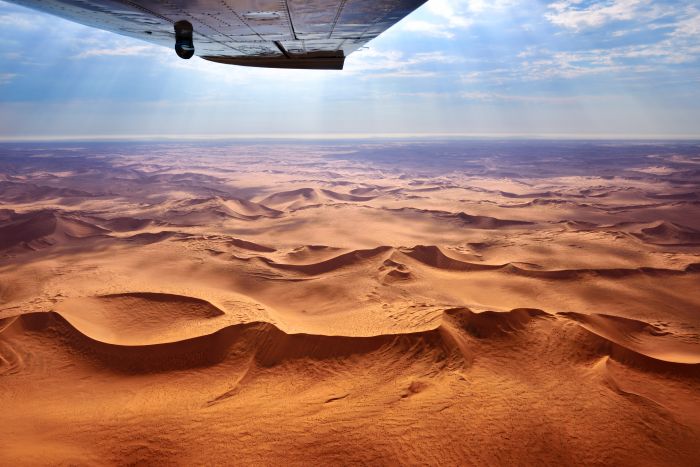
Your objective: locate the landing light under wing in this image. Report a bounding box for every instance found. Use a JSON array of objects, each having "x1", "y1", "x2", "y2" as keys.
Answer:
[{"x1": 9, "y1": 0, "x2": 428, "y2": 69}]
